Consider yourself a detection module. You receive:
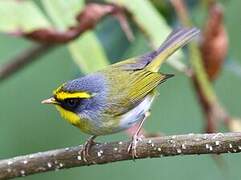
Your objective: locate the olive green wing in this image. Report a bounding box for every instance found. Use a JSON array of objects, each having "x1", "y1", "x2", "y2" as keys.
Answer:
[{"x1": 104, "y1": 69, "x2": 172, "y2": 116}]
